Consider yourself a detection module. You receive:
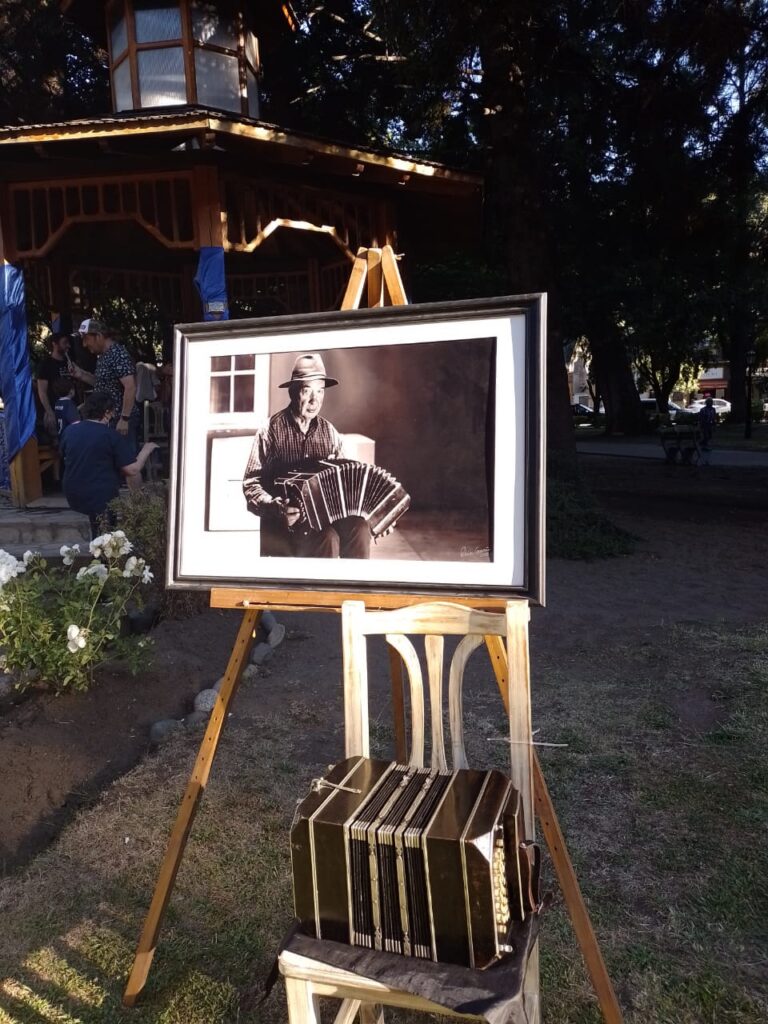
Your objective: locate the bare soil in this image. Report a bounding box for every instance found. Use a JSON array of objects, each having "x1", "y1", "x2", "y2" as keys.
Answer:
[{"x1": 1, "y1": 454, "x2": 766, "y2": 876}]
